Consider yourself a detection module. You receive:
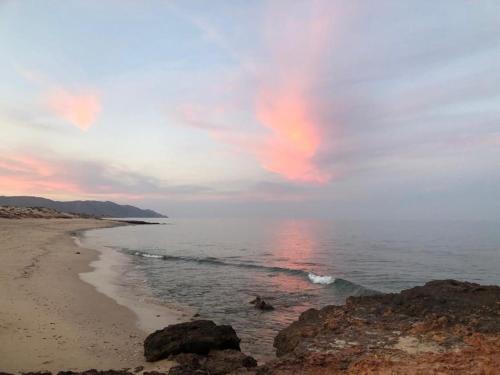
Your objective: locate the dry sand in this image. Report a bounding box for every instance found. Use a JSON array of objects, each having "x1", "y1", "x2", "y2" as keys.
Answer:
[{"x1": 0, "y1": 218, "x2": 181, "y2": 373}]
